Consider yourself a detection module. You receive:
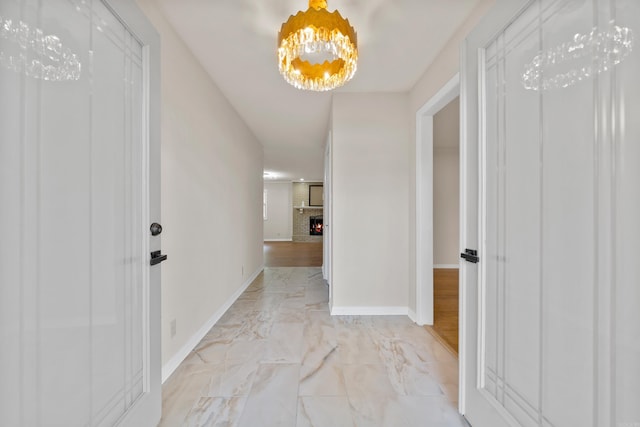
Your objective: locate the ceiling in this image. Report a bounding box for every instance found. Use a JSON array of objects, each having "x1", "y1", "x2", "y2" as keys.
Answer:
[{"x1": 155, "y1": 0, "x2": 481, "y2": 182}]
